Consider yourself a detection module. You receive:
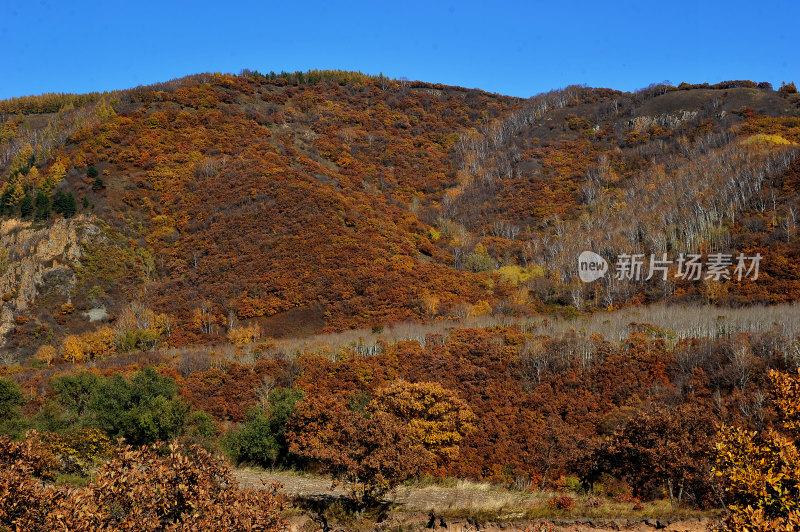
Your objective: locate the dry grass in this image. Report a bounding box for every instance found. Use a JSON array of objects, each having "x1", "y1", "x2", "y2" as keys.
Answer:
[
  {"x1": 222, "y1": 302, "x2": 800, "y2": 361},
  {"x1": 160, "y1": 302, "x2": 799, "y2": 372},
  {"x1": 236, "y1": 470, "x2": 716, "y2": 524}
]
